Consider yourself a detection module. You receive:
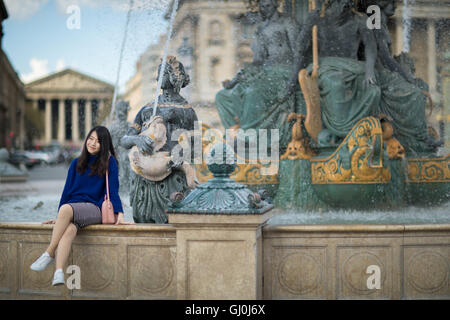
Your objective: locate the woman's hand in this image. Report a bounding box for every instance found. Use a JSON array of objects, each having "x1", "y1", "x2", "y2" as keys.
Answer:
[
  {"x1": 42, "y1": 219, "x2": 56, "y2": 224},
  {"x1": 115, "y1": 213, "x2": 135, "y2": 225}
]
